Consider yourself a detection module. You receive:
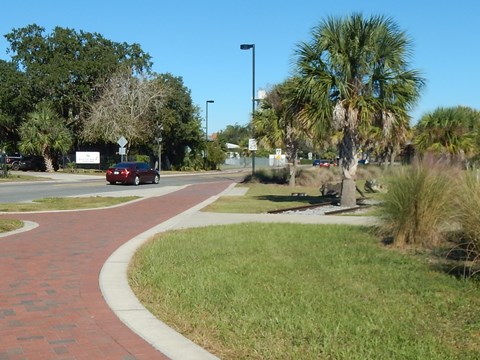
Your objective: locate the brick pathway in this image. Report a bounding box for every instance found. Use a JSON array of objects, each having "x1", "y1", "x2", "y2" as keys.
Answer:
[{"x1": 0, "y1": 181, "x2": 233, "y2": 360}]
